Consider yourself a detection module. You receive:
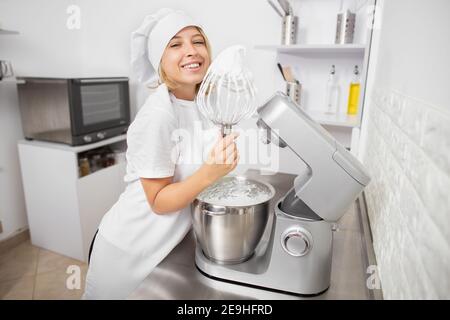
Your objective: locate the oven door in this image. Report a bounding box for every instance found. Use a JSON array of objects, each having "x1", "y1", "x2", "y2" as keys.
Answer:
[{"x1": 69, "y1": 77, "x2": 130, "y2": 138}]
